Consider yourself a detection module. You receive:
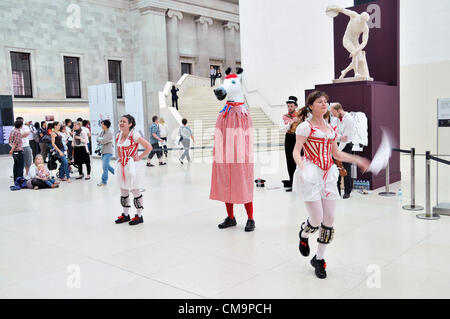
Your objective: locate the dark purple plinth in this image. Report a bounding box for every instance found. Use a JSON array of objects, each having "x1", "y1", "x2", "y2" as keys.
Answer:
[
  {"x1": 304, "y1": 0, "x2": 401, "y2": 190},
  {"x1": 306, "y1": 81, "x2": 400, "y2": 190}
]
